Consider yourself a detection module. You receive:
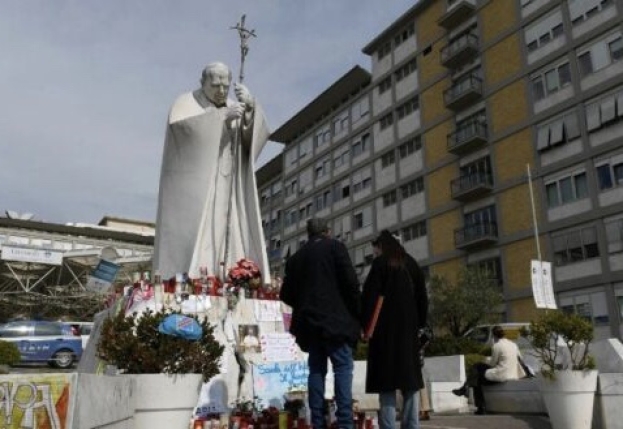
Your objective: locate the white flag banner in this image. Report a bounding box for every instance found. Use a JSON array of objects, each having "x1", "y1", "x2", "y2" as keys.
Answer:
[{"x1": 531, "y1": 260, "x2": 557, "y2": 309}]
